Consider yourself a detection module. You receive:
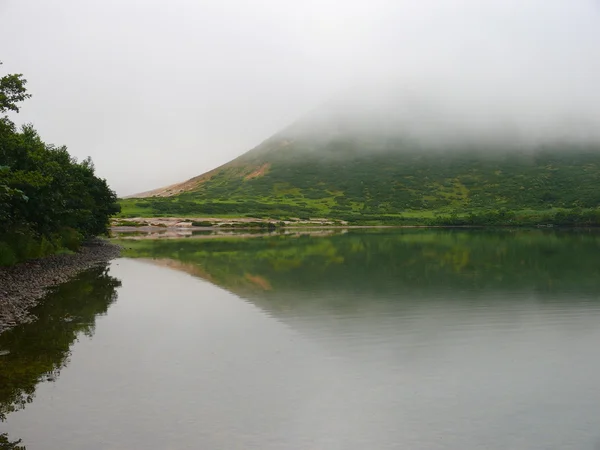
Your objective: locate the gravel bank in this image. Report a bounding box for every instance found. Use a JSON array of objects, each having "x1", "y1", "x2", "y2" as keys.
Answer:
[{"x1": 0, "y1": 239, "x2": 121, "y2": 335}]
